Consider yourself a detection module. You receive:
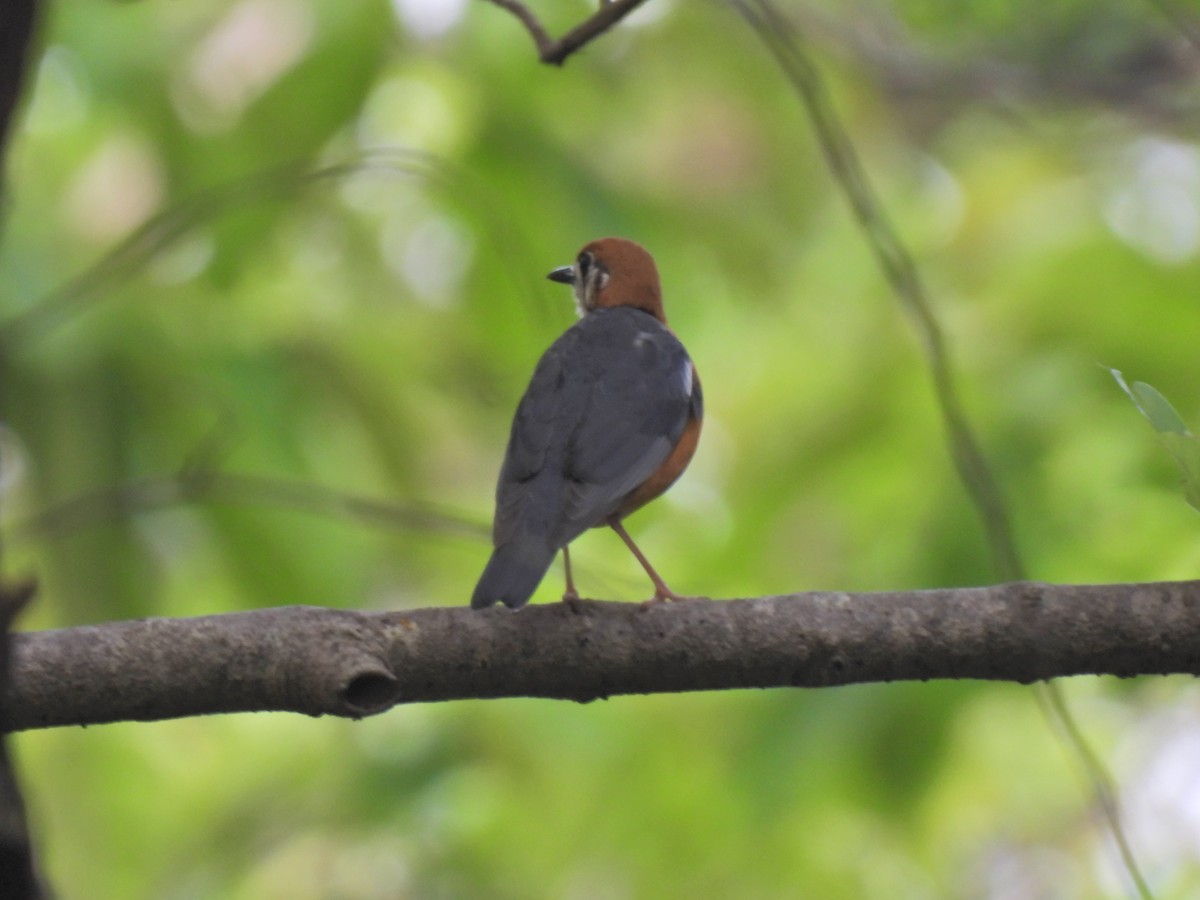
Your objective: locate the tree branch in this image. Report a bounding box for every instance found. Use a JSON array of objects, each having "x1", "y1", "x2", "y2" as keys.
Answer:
[
  {"x1": 481, "y1": 0, "x2": 651, "y2": 66},
  {"x1": 7, "y1": 580, "x2": 1200, "y2": 732}
]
